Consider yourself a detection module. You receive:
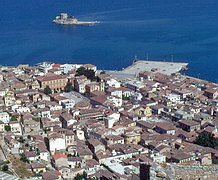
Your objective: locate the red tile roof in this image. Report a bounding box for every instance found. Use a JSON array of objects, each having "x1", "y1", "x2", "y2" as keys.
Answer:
[
  {"x1": 37, "y1": 75, "x2": 66, "y2": 82},
  {"x1": 52, "y1": 64, "x2": 61, "y2": 67},
  {"x1": 53, "y1": 153, "x2": 67, "y2": 160}
]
